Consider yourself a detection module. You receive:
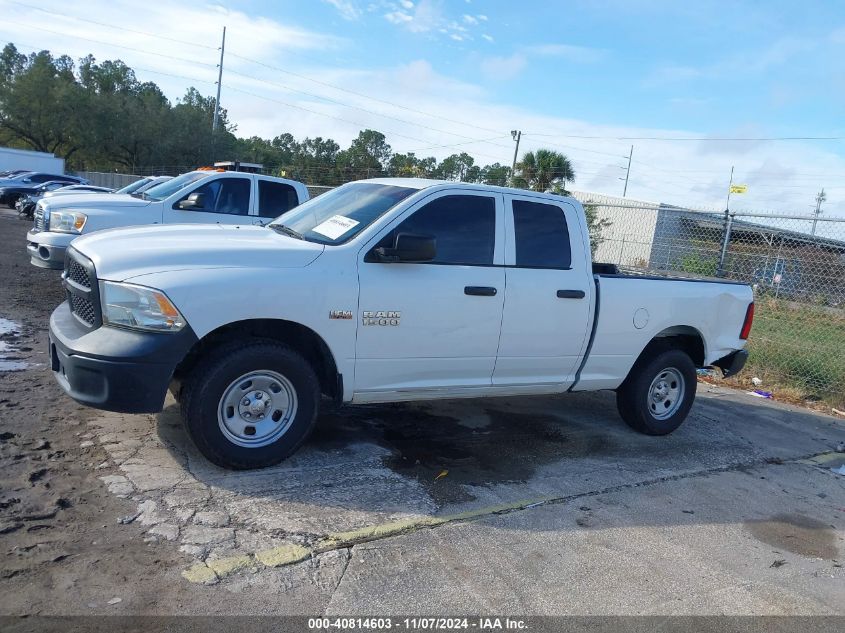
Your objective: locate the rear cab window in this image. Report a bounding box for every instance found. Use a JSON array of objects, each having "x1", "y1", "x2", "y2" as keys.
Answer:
[{"x1": 258, "y1": 180, "x2": 299, "y2": 218}]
